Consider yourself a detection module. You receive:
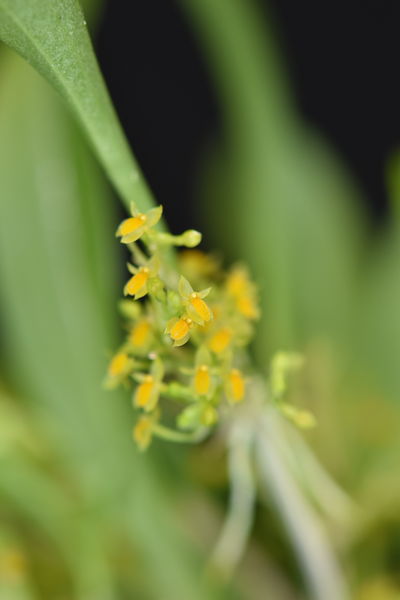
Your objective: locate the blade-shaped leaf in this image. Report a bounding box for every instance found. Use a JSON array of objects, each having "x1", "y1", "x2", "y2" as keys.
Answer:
[
  {"x1": 0, "y1": 50, "x2": 218, "y2": 600},
  {"x1": 0, "y1": 0, "x2": 155, "y2": 213}
]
